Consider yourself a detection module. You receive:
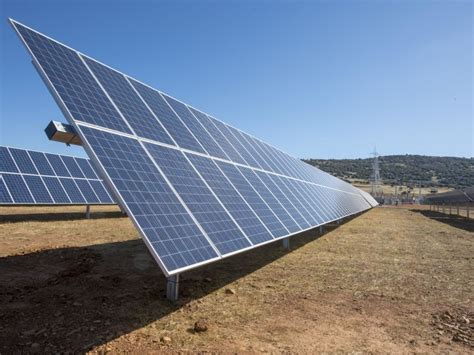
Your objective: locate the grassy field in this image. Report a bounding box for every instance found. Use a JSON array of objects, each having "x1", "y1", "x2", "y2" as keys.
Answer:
[
  {"x1": 351, "y1": 181, "x2": 453, "y2": 196},
  {"x1": 0, "y1": 205, "x2": 472, "y2": 353}
]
